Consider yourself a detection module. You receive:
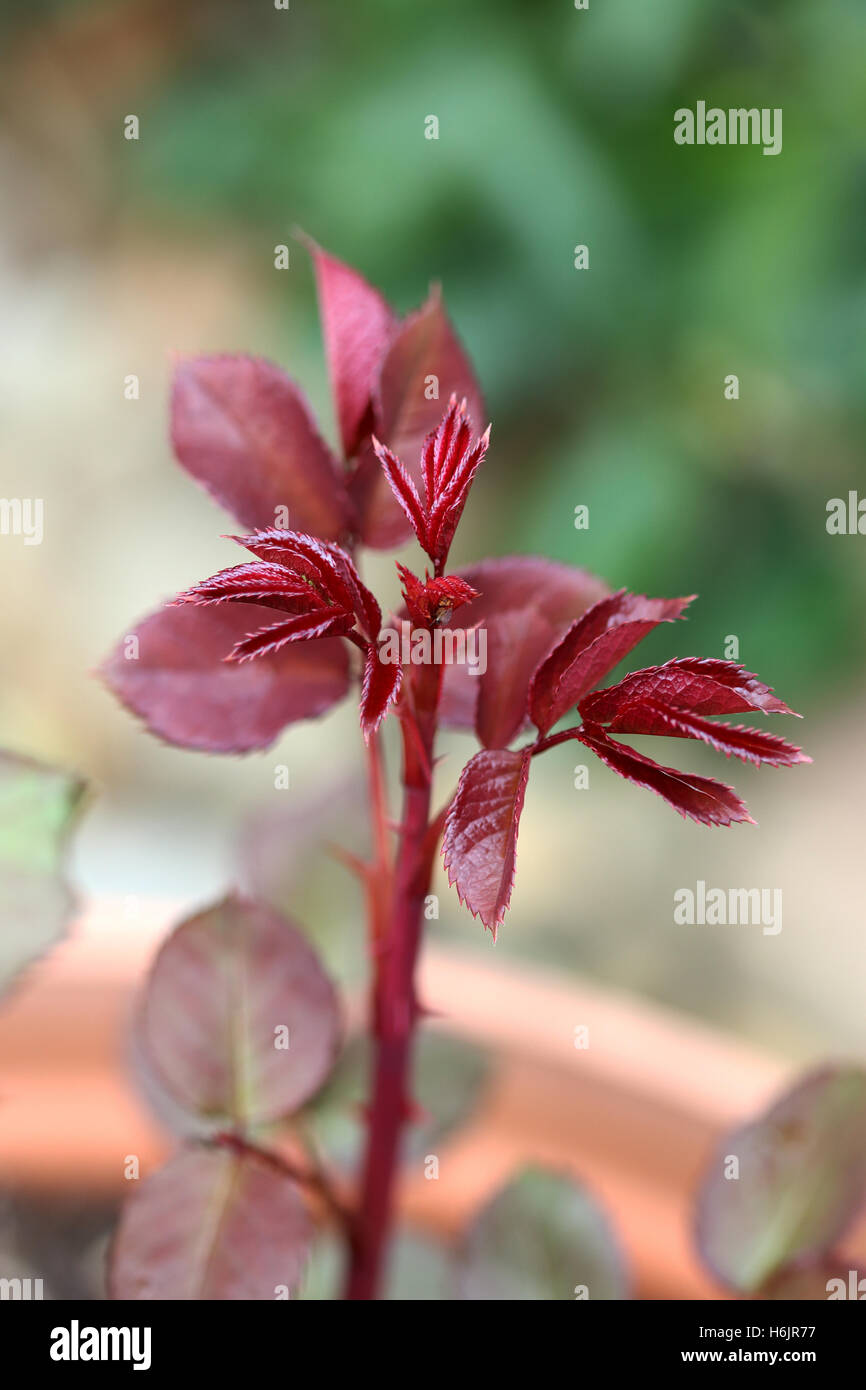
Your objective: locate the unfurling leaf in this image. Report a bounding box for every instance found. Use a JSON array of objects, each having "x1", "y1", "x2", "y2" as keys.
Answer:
[
  {"x1": 100, "y1": 602, "x2": 350, "y2": 753},
  {"x1": 374, "y1": 397, "x2": 490, "y2": 569},
  {"x1": 171, "y1": 355, "x2": 353, "y2": 540},
  {"x1": 136, "y1": 895, "x2": 341, "y2": 1128},
  {"x1": 696, "y1": 1066, "x2": 866, "y2": 1294},
  {"x1": 395, "y1": 564, "x2": 479, "y2": 628},
  {"x1": 202, "y1": 531, "x2": 381, "y2": 636},
  {"x1": 443, "y1": 747, "x2": 532, "y2": 935},
  {"x1": 175, "y1": 529, "x2": 383, "y2": 667},
  {"x1": 360, "y1": 646, "x2": 402, "y2": 741},
  {"x1": 0, "y1": 751, "x2": 85, "y2": 994},
  {"x1": 352, "y1": 291, "x2": 485, "y2": 548},
  {"x1": 530, "y1": 591, "x2": 693, "y2": 736},
  {"x1": 456, "y1": 1167, "x2": 628, "y2": 1300},
  {"x1": 109, "y1": 1146, "x2": 312, "y2": 1299}
]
